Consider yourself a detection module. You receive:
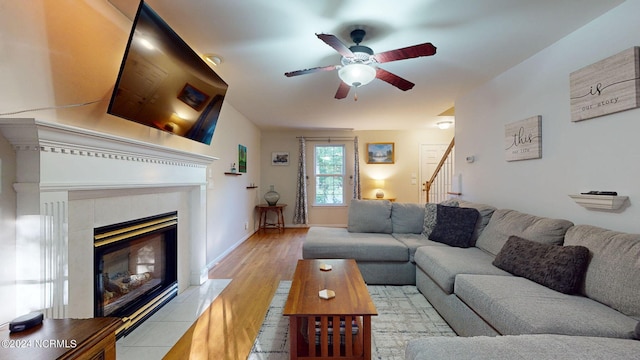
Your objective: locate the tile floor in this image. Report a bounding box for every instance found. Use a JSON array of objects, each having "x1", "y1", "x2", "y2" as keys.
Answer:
[{"x1": 116, "y1": 279, "x2": 232, "y2": 360}]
